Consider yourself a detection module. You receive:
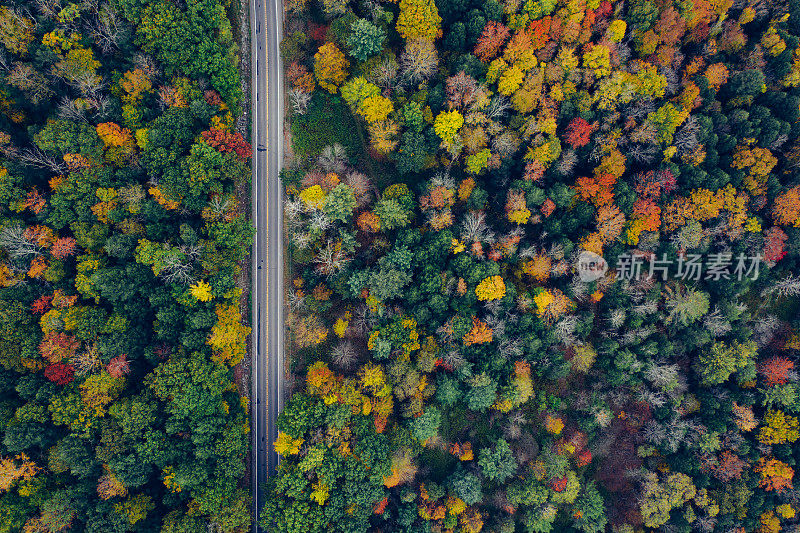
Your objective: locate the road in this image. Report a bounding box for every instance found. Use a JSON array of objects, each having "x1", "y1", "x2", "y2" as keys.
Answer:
[{"x1": 250, "y1": 0, "x2": 284, "y2": 528}]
